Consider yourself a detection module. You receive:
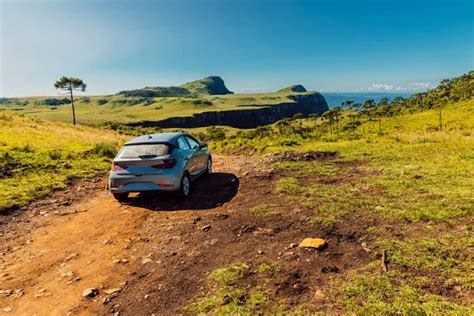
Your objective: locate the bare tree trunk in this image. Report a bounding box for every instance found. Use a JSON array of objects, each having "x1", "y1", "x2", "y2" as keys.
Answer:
[
  {"x1": 438, "y1": 108, "x2": 442, "y2": 131},
  {"x1": 69, "y1": 88, "x2": 76, "y2": 125}
]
